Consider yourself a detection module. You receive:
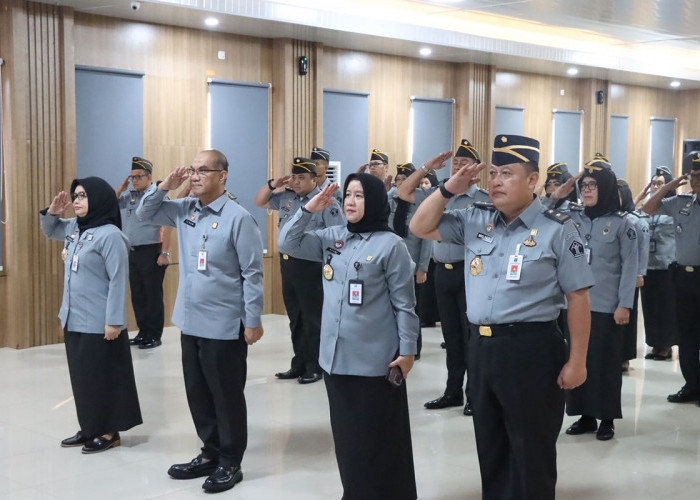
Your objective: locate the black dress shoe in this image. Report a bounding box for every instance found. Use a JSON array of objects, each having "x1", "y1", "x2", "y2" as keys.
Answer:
[
  {"x1": 61, "y1": 430, "x2": 90, "y2": 448},
  {"x1": 129, "y1": 335, "x2": 145, "y2": 346},
  {"x1": 139, "y1": 338, "x2": 162, "y2": 349},
  {"x1": 565, "y1": 417, "x2": 598, "y2": 435},
  {"x1": 653, "y1": 348, "x2": 672, "y2": 360},
  {"x1": 440, "y1": 342, "x2": 446, "y2": 349},
  {"x1": 81, "y1": 433, "x2": 120, "y2": 454},
  {"x1": 275, "y1": 369, "x2": 303, "y2": 380},
  {"x1": 667, "y1": 387, "x2": 700, "y2": 403},
  {"x1": 424, "y1": 394, "x2": 463, "y2": 410},
  {"x1": 202, "y1": 465, "x2": 243, "y2": 493},
  {"x1": 298, "y1": 372, "x2": 322, "y2": 384},
  {"x1": 463, "y1": 400, "x2": 474, "y2": 416},
  {"x1": 596, "y1": 420, "x2": 615, "y2": 441},
  {"x1": 168, "y1": 455, "x2": 219, "y2": 480},
  {"x1": 421, "y1": 322, "x2": 436, "y2": 328}
]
